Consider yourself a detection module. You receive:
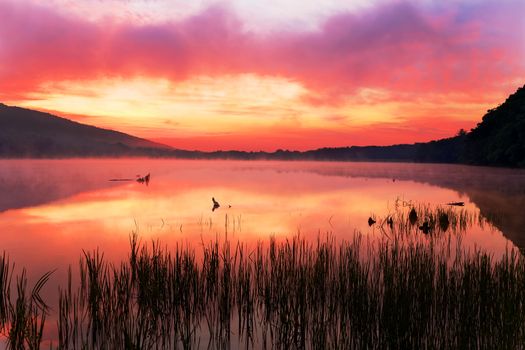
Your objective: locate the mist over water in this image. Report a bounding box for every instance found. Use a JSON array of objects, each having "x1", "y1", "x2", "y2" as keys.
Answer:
[
  {"x1": 1, "y1": 159, "x2": 523, "y2": 262},
  {"x1": 1, "y1": 159, "x2": 524, "y2": 345}
]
